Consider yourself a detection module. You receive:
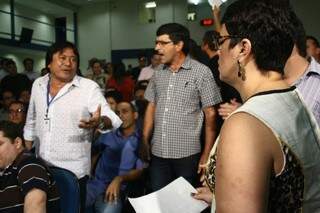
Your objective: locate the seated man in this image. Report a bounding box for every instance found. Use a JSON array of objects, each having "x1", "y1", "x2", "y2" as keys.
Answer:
[
  {"x1": 86, "y1": 102, "x2": 144, "y2": 213},
  {"x1": 0, "y1": 121, "x2": 60, "y2": 213}
]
